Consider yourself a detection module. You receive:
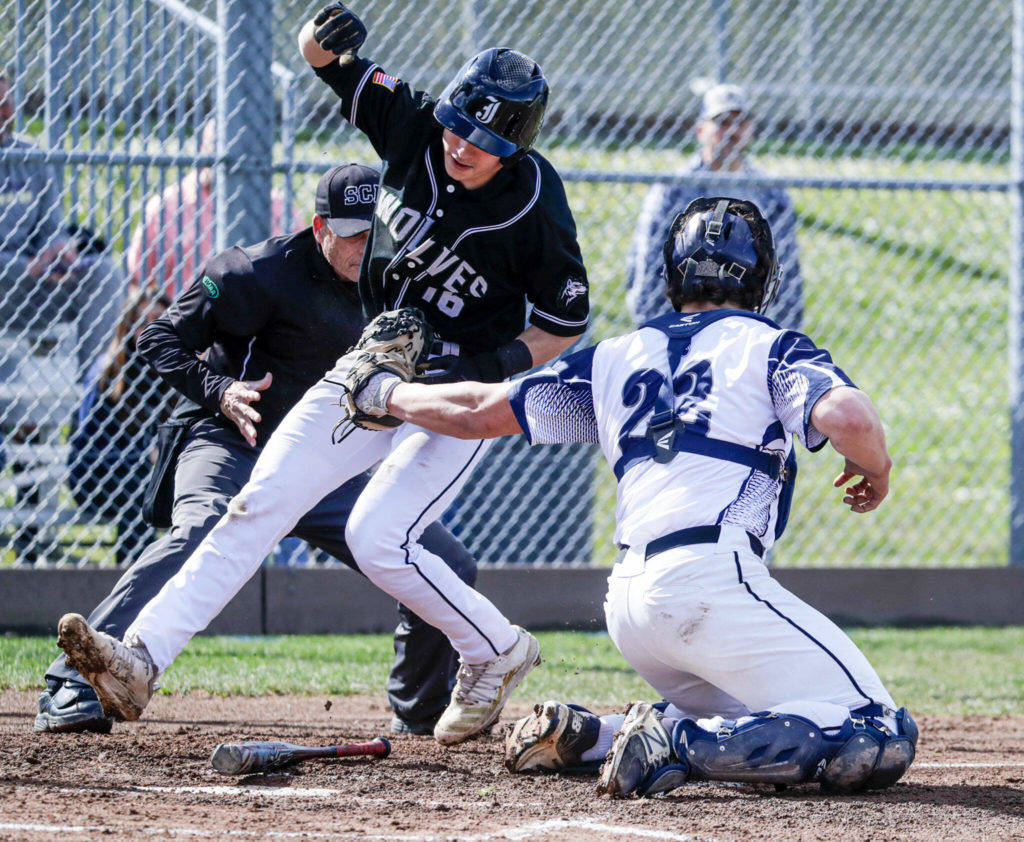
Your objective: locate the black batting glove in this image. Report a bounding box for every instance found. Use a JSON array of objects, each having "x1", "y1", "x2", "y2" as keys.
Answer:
[
  {"x1": 313, "y1": 3, "x2": 367, "y2": 55},
  {"x1": 418, "y1": 340, "x2": 533, "y2": 384}
]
